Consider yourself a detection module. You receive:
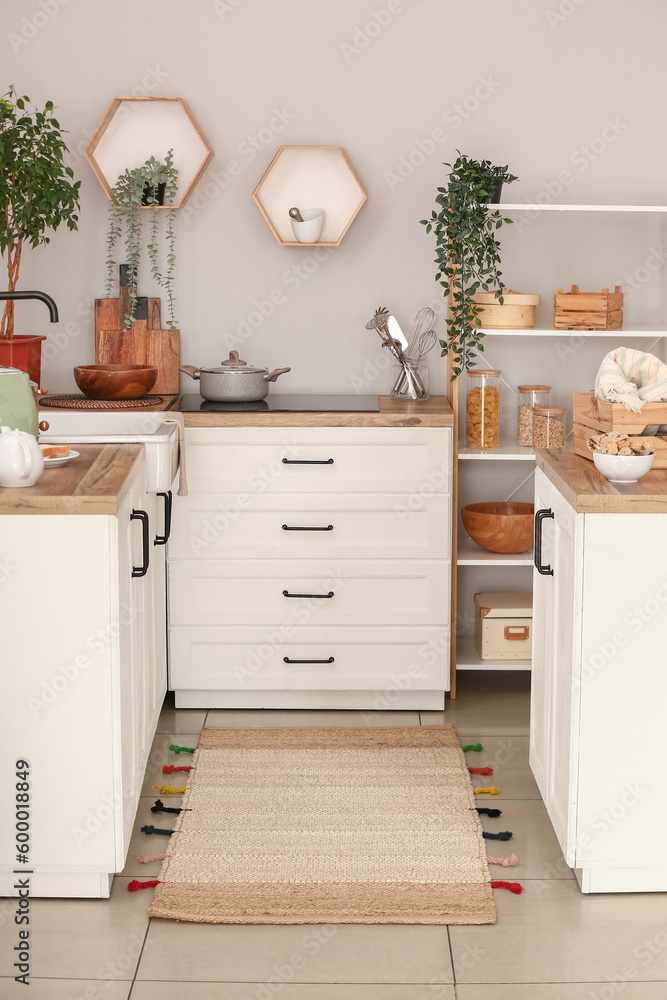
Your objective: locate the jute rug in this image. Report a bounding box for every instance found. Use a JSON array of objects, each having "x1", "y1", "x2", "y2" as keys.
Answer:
[{"x1": 147, "y1": 724, "x2": 497, "y2": 924}]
